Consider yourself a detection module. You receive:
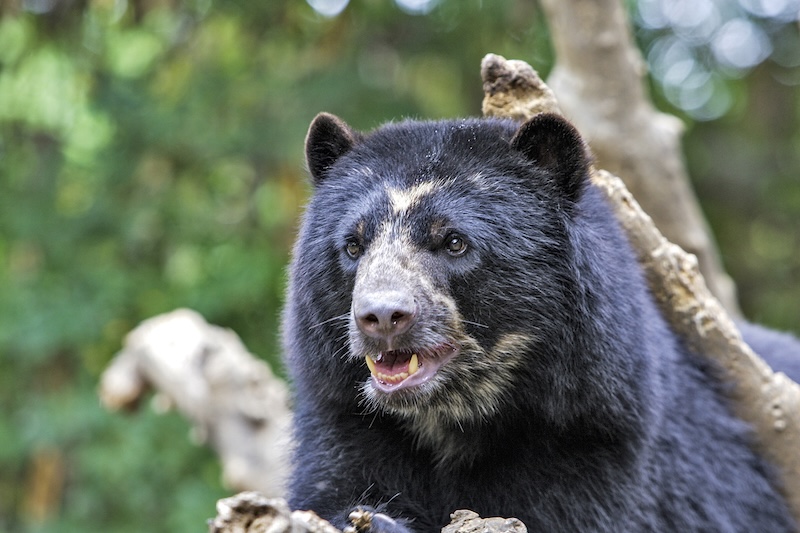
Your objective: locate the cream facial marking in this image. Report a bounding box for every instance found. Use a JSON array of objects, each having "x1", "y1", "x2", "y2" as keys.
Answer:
[{"x1": 388, "y1": 181, "x2": 439, "y2": 214}]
